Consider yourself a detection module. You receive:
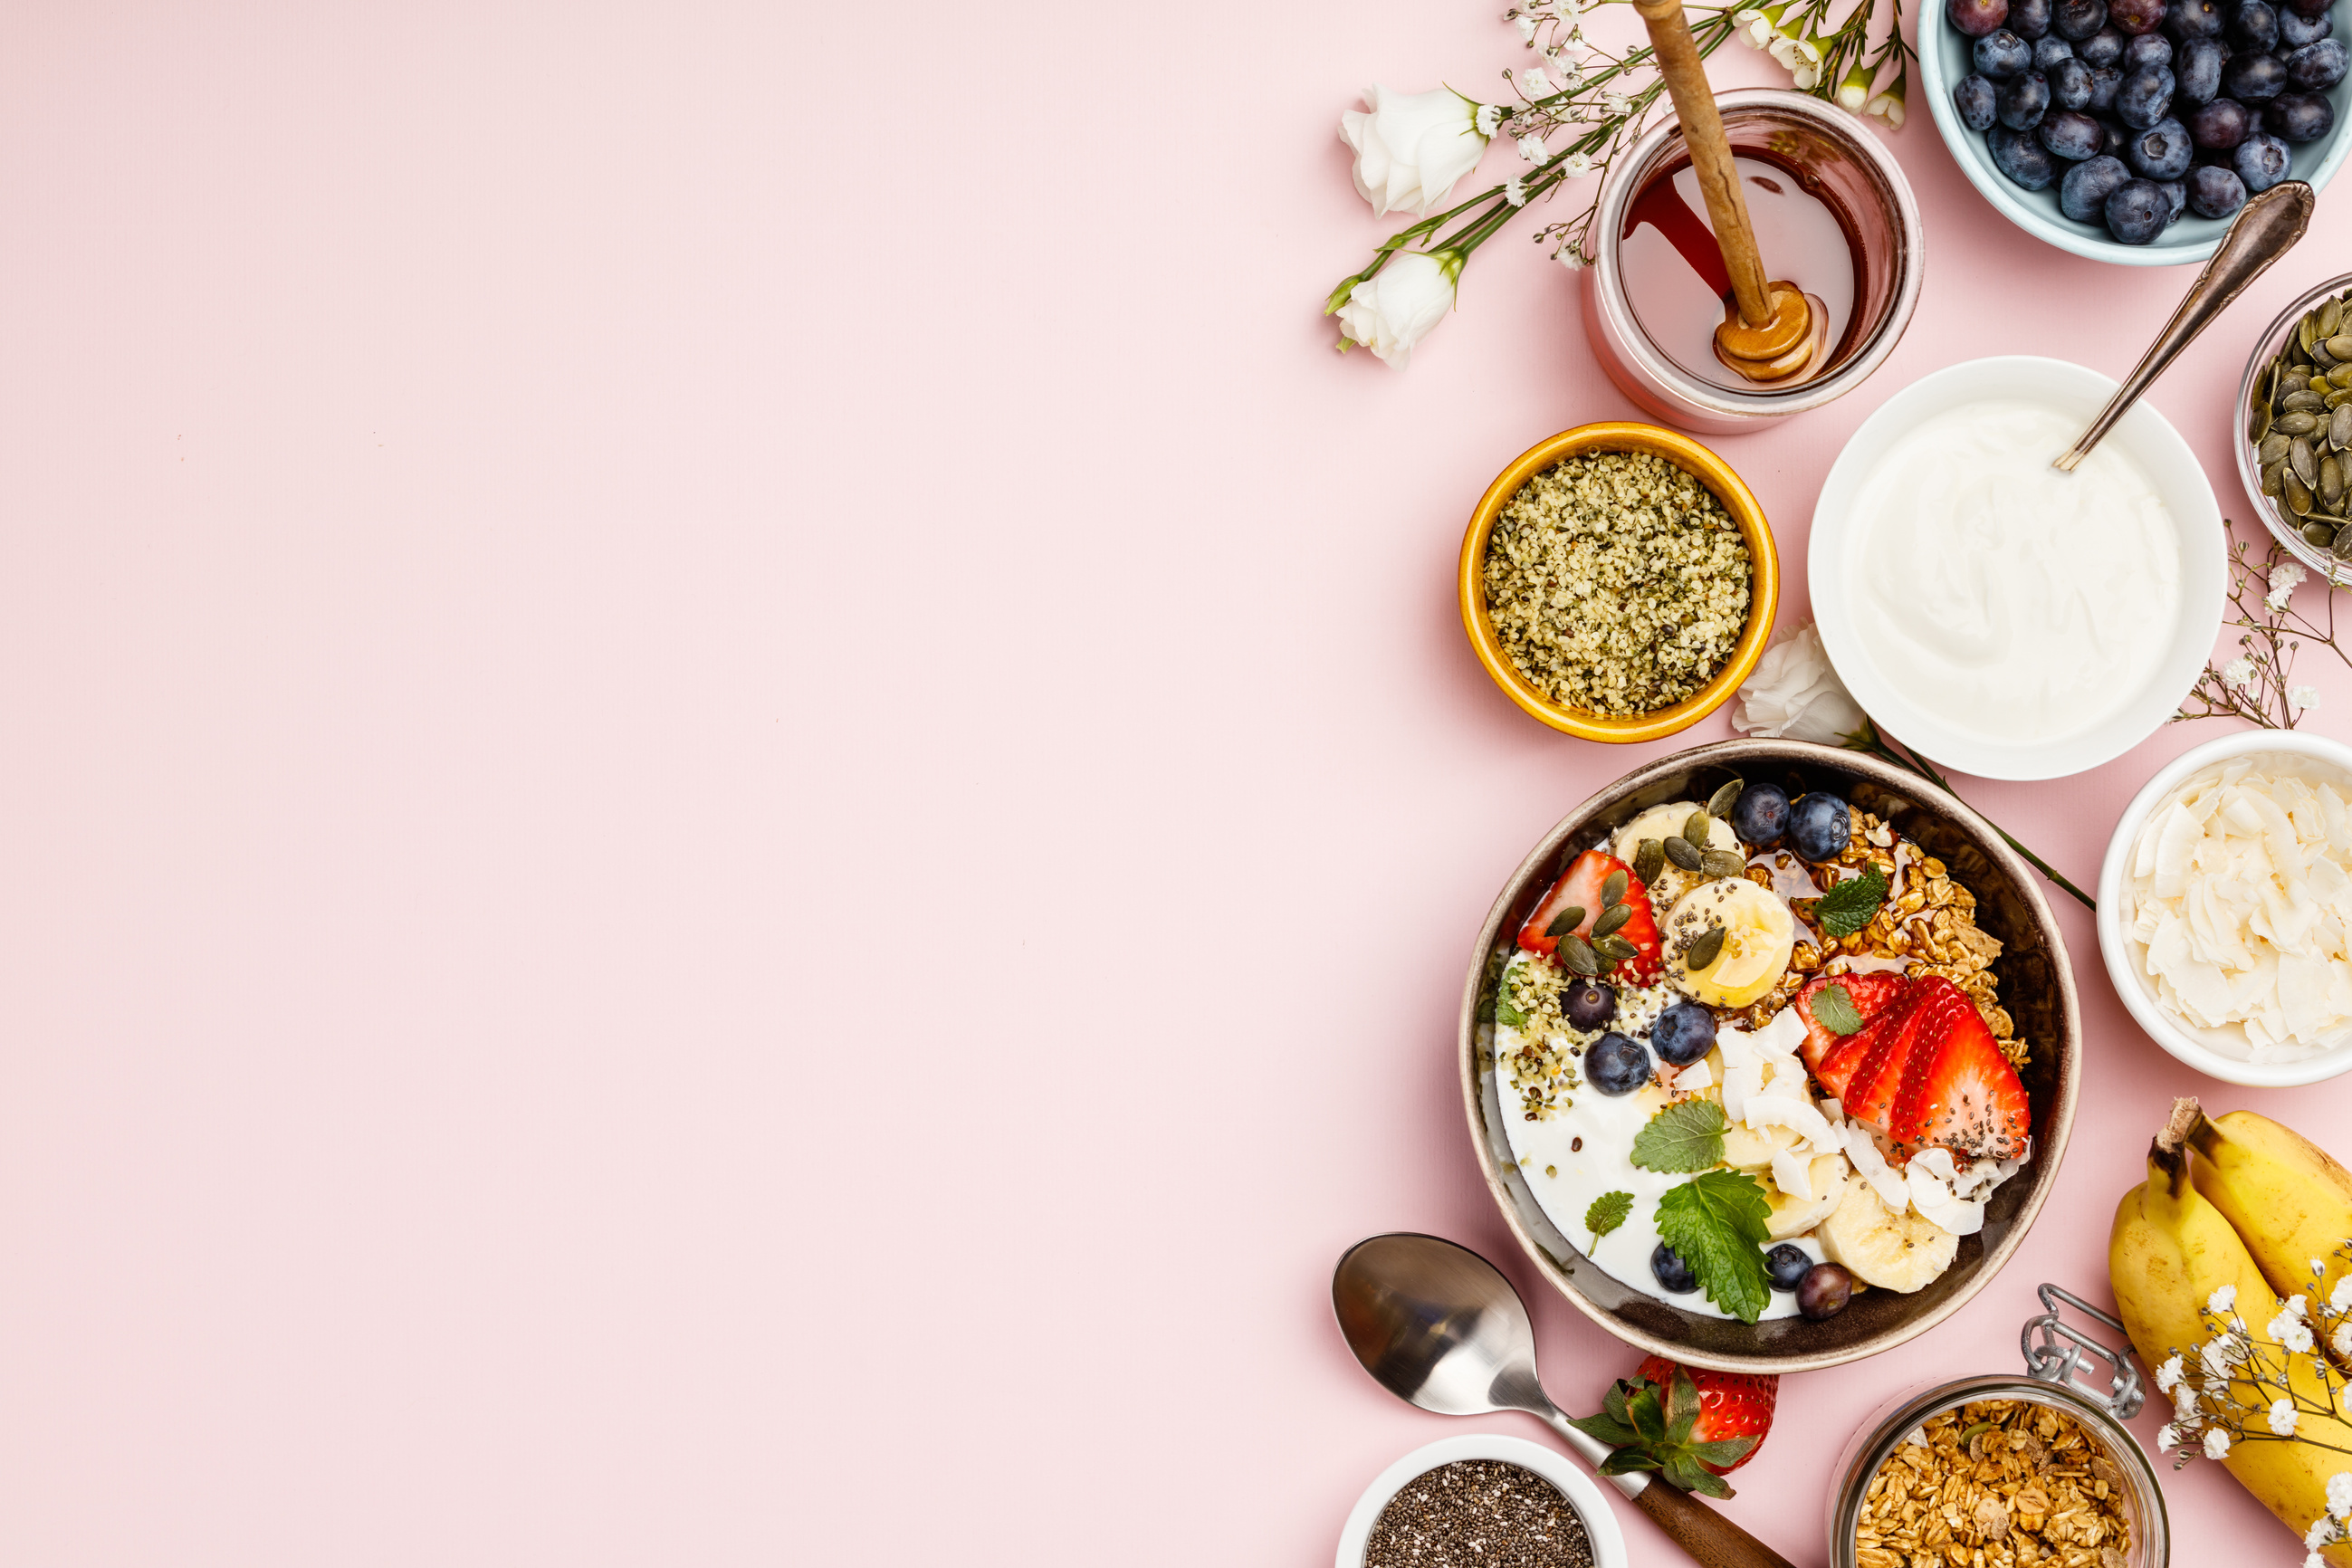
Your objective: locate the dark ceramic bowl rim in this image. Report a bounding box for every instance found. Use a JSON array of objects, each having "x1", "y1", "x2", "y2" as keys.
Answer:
[{"x1": 1455, "y1": 738, "x2": 2083, "y2": 1373}]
